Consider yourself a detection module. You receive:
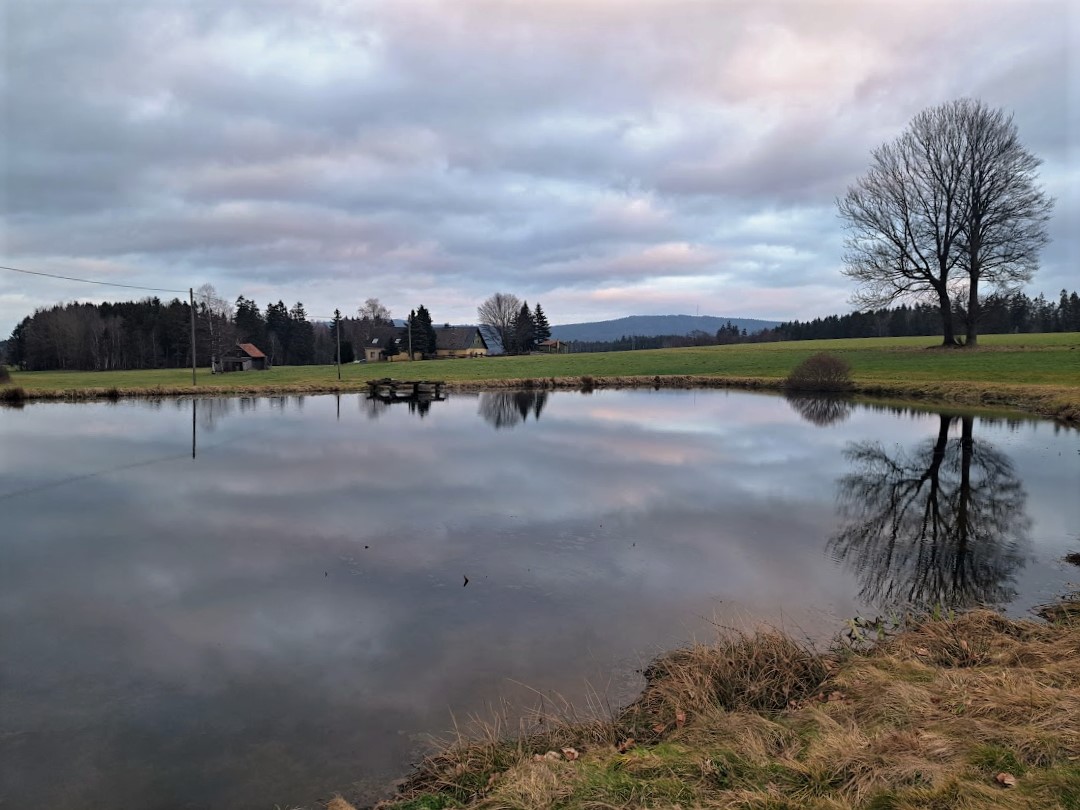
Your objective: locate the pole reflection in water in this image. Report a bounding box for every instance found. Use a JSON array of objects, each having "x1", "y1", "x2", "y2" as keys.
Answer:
[{"x1": 829, "y1": 414, "x2": 1031, "y2": 612}]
